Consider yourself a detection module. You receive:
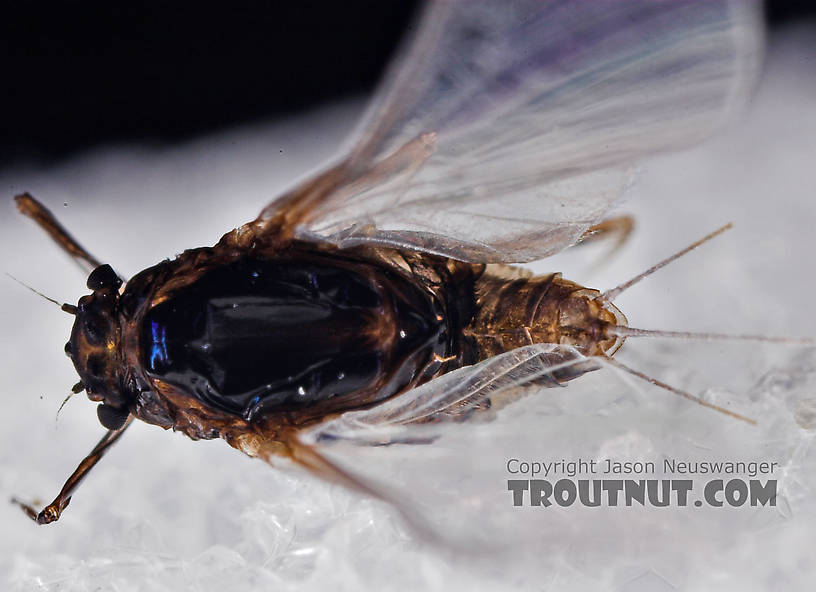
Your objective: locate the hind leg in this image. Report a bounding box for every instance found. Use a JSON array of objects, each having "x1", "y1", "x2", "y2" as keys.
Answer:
[{"x1": 578, "y1": 216, "x2": 634, "y2": 253}]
